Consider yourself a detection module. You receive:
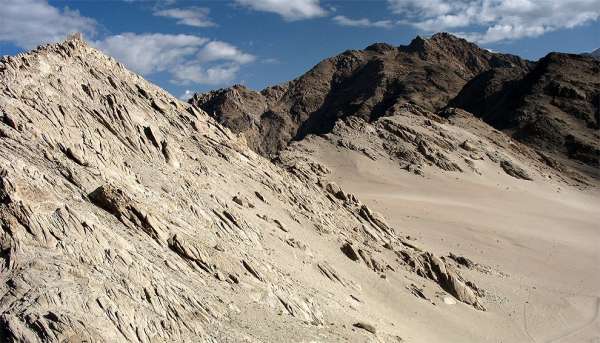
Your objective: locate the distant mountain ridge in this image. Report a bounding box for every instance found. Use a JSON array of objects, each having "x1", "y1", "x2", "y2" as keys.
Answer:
[
  {"x1": 191, "y1": 33, "x2": 529, "y2": 156},
  {"x1": 191, "y1": 33, "x2": 599, "y2": 174},
  {"x1": 582, "y1": 48, "x2": 600, "y2": 59}
]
